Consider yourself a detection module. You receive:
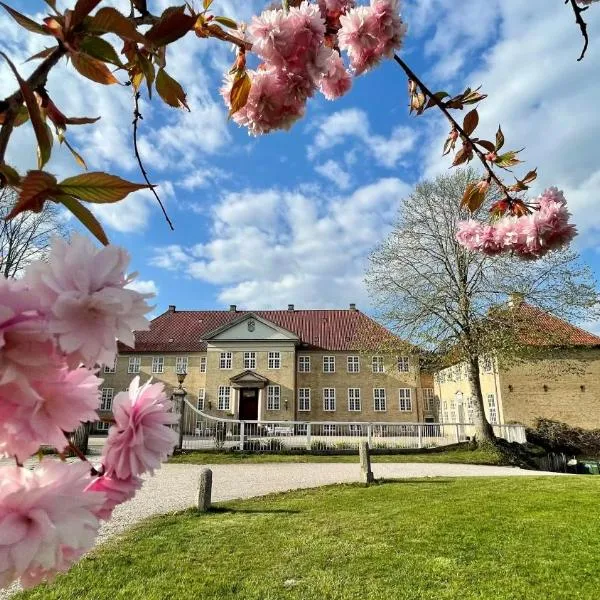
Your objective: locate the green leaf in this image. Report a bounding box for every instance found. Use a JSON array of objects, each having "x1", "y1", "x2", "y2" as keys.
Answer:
[
  {"x1": 495, "y1": 125, "x2": 505, "y2": 151},
  {"x1": 0, "y1": 2, "x2": 51, "y2": 35},
  {"x1": 138, "y1": 53, "x2": 155, "y2": 99},
  {"x1": 0, "y1": 52, "x2": 52, "y2": 168},
  {"x1": 213, "y1": 16, "x2": 237, "y2": 29},
  {"x1": 0, "y1": 164, "x2": 21, "y2": 186},
  {"x1": 58, "y1": 172, "x2": 149, "y2": 203},
  {"x1": 495, "y1": 150, "x2": 522, "y2": 169},
  {"x1": 79, "y1": 36, "x2": 123, "y2": 67},
  {"x1": 59, "y1": 195, "x2": 108, "y2": 245},
  {"x1": 59, "y1": 134, "x2": 87, "y2": 170},
  {"x1": 156, "y1": 68, "x2": 189, "y2": 110}
]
